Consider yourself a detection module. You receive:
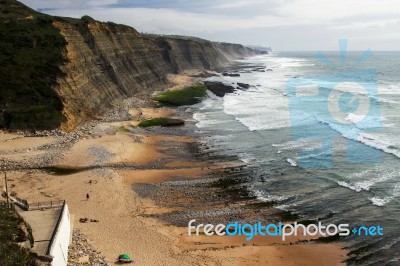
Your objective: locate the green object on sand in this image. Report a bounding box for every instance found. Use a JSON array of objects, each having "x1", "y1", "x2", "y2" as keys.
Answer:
[
  {"x1": 137, "y1": 117, "x2": 185, "y2": 127},
  {"x1": 153, "y1": 83, "x2": 207, "y2": 106},
  {"x1": 118, "y1": 254, "x2": 131, "y2": 260}
]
